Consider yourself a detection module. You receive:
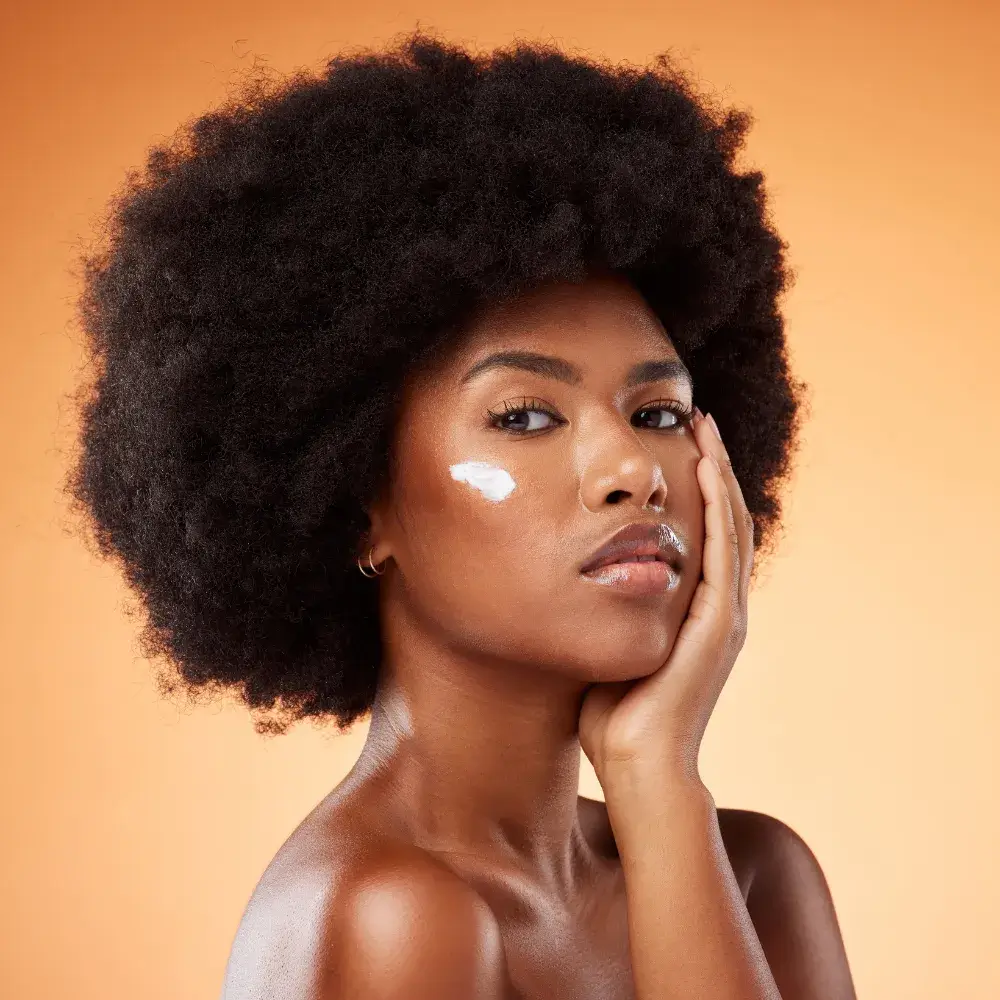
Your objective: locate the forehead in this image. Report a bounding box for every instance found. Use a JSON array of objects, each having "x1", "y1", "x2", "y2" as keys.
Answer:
[{"x1": 446, "y1": 273, "x2": 679, "y2": 372}]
